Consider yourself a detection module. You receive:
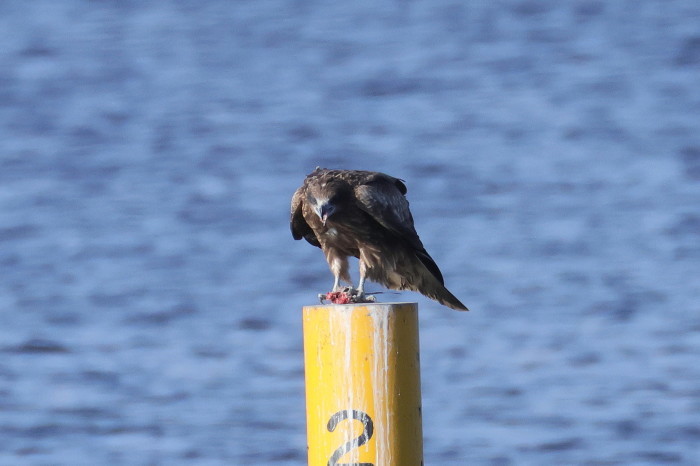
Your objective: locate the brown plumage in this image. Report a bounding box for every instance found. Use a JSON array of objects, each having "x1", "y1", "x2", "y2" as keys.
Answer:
[{"x1": 290, "y1": 167, "x2": 468, "y2": 311}]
